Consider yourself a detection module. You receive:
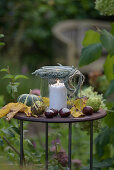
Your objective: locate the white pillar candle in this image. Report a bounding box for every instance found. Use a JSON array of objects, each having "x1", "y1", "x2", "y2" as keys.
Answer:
[{"x1": 49, "y1": 80, "x2": 67, "y2": 110}]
